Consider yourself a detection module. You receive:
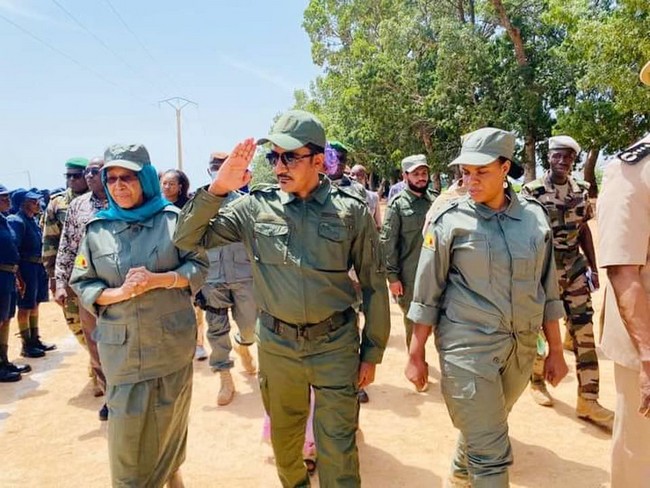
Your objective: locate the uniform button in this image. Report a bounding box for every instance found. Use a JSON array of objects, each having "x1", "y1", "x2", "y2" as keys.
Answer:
[{"x1": 492, "y1": 357, "x2": 500, "y2": 364}]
